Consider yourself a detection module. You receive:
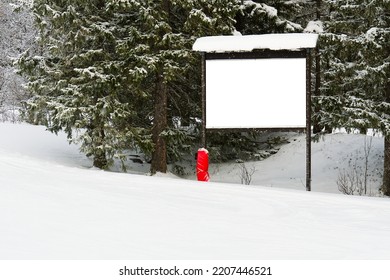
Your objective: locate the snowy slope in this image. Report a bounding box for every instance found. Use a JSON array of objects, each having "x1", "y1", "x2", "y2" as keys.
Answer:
[
  {"x1": 210, "y1": 132, "x2": 384, "y2": 194},
  {"x1": 1, "y1": 123, "x2": 390, "y2": 260}
]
